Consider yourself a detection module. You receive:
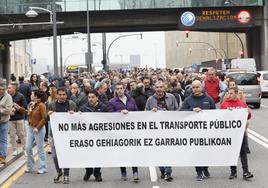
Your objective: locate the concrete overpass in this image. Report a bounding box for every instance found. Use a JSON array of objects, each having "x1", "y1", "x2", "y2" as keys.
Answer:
[{"x1": 0, "y1": 5, "x2": 267, "y2": 79}]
